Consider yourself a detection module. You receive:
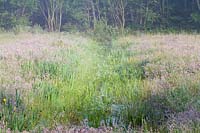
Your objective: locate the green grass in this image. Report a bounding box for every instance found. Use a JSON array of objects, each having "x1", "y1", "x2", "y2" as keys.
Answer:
[
  {"x1": 1, "y1": 39, "x2": 149, "y2": 131},
  {"x1": 0, "y1": 33, "x2": 200, "y2": 132},
  {"x1": 22, "y1": 43, "x2": 146, "y2": 127}
]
